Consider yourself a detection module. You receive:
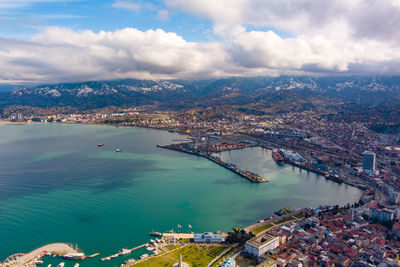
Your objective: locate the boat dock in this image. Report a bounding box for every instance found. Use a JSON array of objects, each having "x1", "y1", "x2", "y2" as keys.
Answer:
[
  {"x1": 100, "y1": 244, "x2": 147, "y2": 262},
  {"x1": 157, "y1": 144, "x2": 268, "y2": 183}
]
